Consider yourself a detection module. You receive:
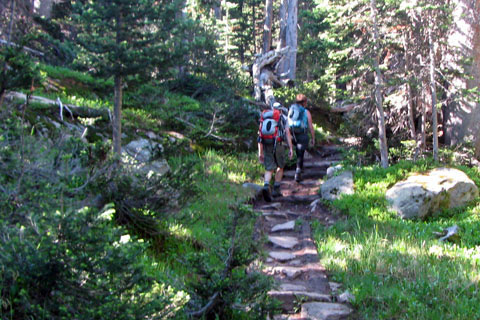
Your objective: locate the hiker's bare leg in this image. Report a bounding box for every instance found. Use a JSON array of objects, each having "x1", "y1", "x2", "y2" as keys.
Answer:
[
  {"x1": 264, "y1": 170, "x2": 273, "y2": 184},
  {"x1": 275, "y1": 167, "x2": 284, "y2": 183}
]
